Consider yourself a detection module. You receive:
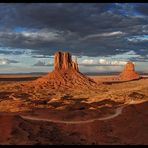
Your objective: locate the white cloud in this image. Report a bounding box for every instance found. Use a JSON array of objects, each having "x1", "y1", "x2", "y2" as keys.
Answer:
[
  {"x1": 81, "y1": 59, "x2": 96, "y2": 65},
  {"x1": 99, "y1": 58, "x2": 127, "y2": 65},
  {"x1": 78, "y1": 50, "x2": 140, "y2": 68},
  {"x1": 23, "y1": 31, "x2": 65, "y2": 42},
  {"x1": 99, "y1": 59, "x2": 106, "y2": 64},
  {"x1": 32, "y1": 55, "x2": 54, "y2": 59},
  {"x1": 21, "y1": 31, "x2": 63, "y2": 42},
  {"x1": 127, "y1": 35, "x2": 148, "y2": 42},
  {"x1": 81, "y1": 31, "x2": 125, "y2": 40},
  {"x1": 126, "y1": 50, "x2": 137, "y2": 55},
  {"x1": 0, "y1": 58, "x2": 18, "y2": 65},
  {"x1": 99, "y1": 31, "x2": 125, "y2": 37},
  {"x1": 95, "y1": 65, "x2": 123, "y2": 72},
  {"x1": 79, "y1": 57, "x2": 128, "y2": 66},
  {"x1": 33, "y1": 60, "x2": 53, "y2": 66}
]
